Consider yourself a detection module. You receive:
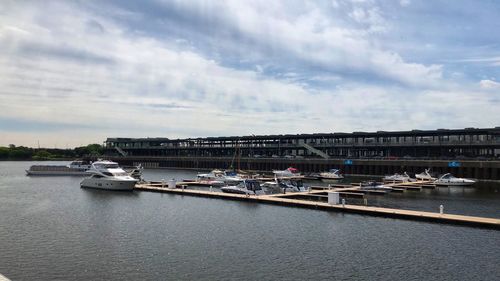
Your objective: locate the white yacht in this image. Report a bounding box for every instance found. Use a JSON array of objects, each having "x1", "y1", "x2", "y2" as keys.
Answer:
[
  {"x1": 415, "y1": 169, "x2": 436, "y2": 181},
  {"x1": 80, "y1": 160, "x2": 137, "y2": 191},
  {"x1": 220, "y1": 180, "x2": 265, "y2": 195},
  {"x1": 319, "y1": 169, "x2": 344, "y2": 180},
  {"x1": 383, "y1": 172, "x2": 413, "y2": 183},
  {"x1": 433, "y1": 173, "x2": 476, "y2": 186},
  {"x1": 272, "y1": 167, "x2": 300, "y2": 178}
]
